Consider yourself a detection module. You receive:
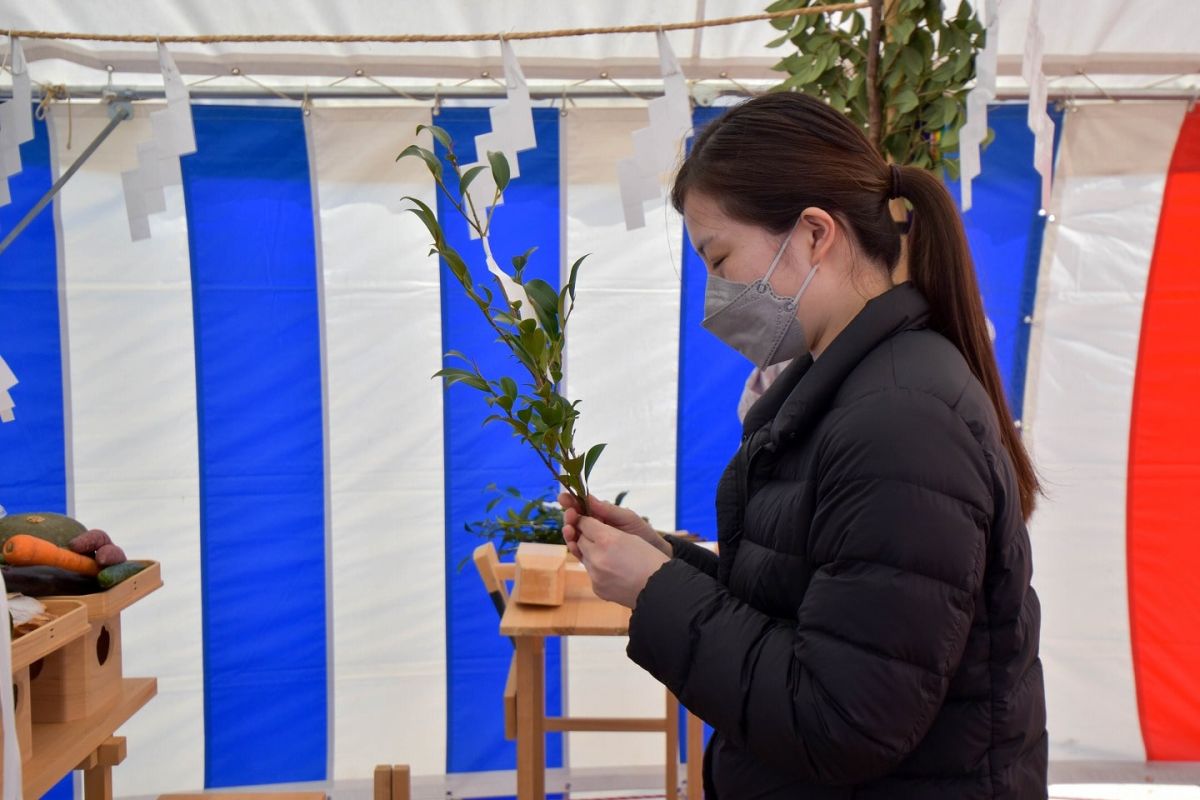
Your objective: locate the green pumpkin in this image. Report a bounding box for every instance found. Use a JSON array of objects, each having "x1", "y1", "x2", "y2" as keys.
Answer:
[{"x1": 0, "y1": 512, "x2": 86, "y2": 550}]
